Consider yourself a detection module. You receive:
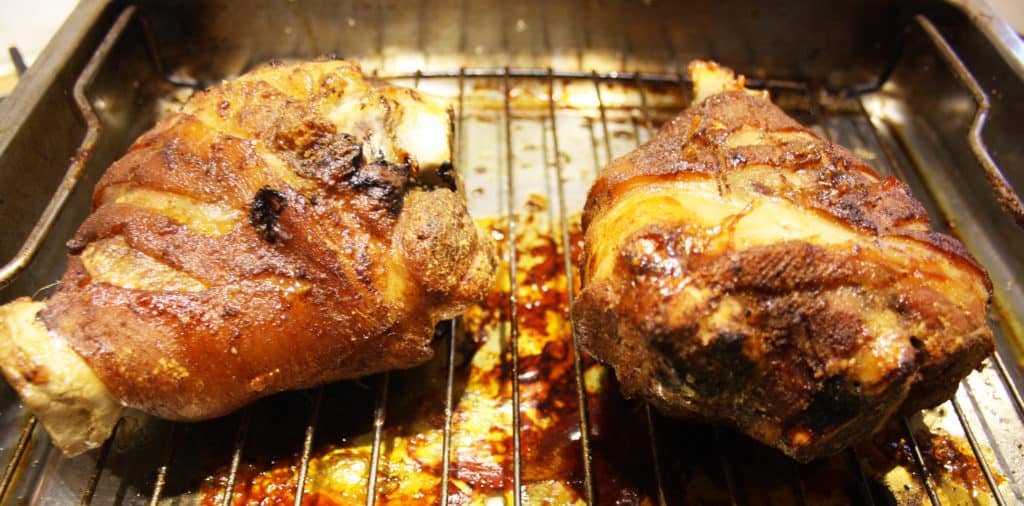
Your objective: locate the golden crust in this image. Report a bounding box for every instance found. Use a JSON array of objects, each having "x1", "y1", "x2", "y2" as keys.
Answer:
[
  {"x1": 584, "y1": 90, "x2": 987, "y2": 278},
  {"x1": 573, "y1": 62, "x2": 993, "y2": 461}
]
